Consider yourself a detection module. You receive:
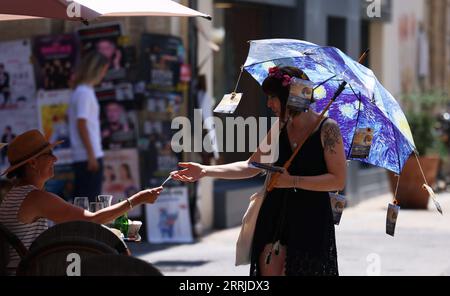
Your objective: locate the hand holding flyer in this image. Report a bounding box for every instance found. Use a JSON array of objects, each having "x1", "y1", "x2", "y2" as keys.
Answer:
[{"x1": 161, "y1": 175, "x2": 172, "y2": 187}]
